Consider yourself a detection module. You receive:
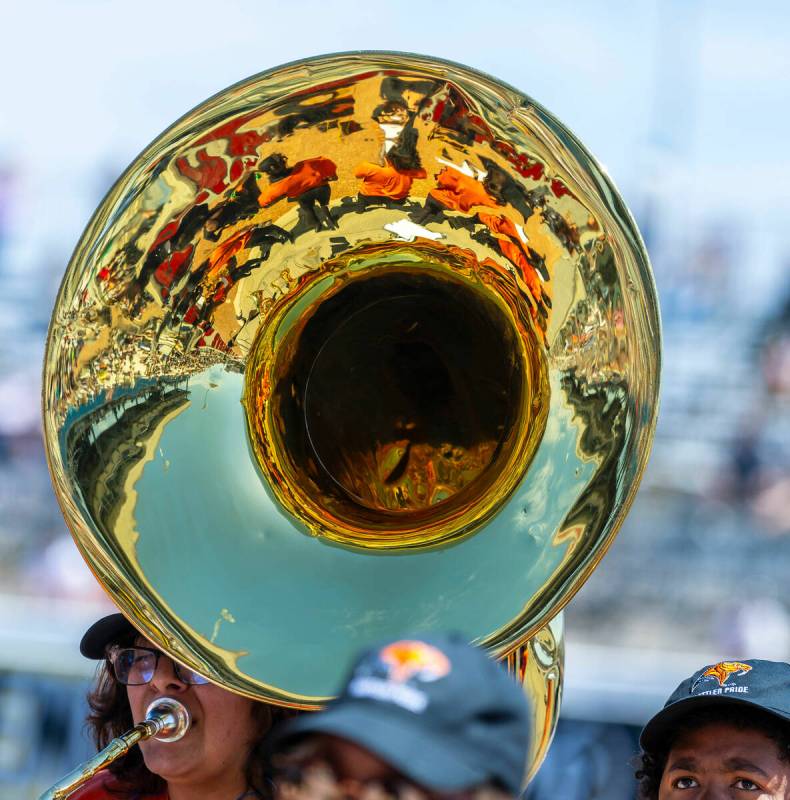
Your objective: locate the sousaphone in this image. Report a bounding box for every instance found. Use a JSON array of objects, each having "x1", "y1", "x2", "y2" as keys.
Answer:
[{"x1": 42, "y1": 52, "x2": 660, "y2": 779}]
